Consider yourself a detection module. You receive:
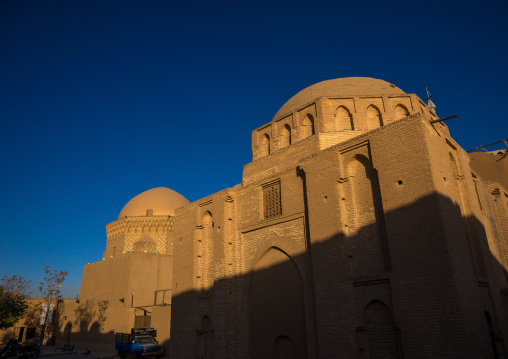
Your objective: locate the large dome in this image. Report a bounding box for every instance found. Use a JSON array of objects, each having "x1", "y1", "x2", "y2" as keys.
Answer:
[
  {"x1": 118, "y1": 187, "x2": 190, "y2": 219},
  {"x1": 273, "y1": 77, "x2": 406, "y2": 120}
]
